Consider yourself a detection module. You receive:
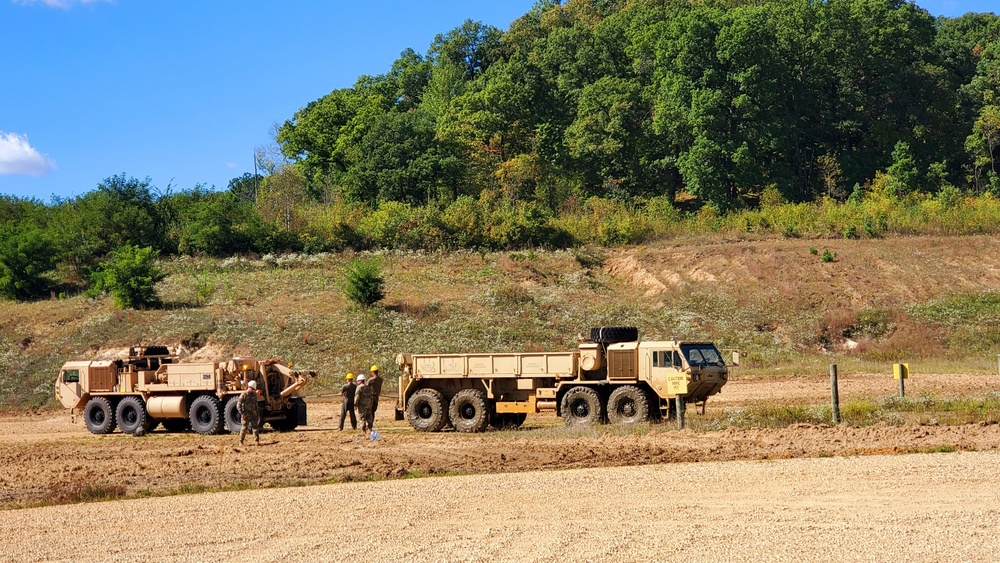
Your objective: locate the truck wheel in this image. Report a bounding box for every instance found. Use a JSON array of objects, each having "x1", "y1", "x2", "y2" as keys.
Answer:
[
  {"x1": 491, "y1": 412, "x2": 527, "y2": 430},
  {"x1": 589, "y1": 326, "x2": 639, "y2": 344},
  {"x1": 161, "y1": 418, "x2": 190, "y2": 432},
  {"x1": 406, "y1": 388, "x2": 449, "y2": 432},
  {"x1": 223, "y1": 396, "x2": 242, "y2": 434},
  {"x1": 561, "y1": 386, "x2": 603, "y2": 426},
  {"x1": 116, "y1": 396, "x2": 151, "y2": 436},
  {"x1": 449, "y1": 389, "x2": 489, "y2": 433},
  {"x1": 83, "y1": 397, "x2": 117, "y2": 434},
  {"x1": 270, "y1": 398, "x2": 303, "y2": 432},
  {"x1": 189, "y1": 395, "x2": 223, "y2": 435},
  {"x1": 607, "y1": 385, "x2": 650, "y2": 425}
]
